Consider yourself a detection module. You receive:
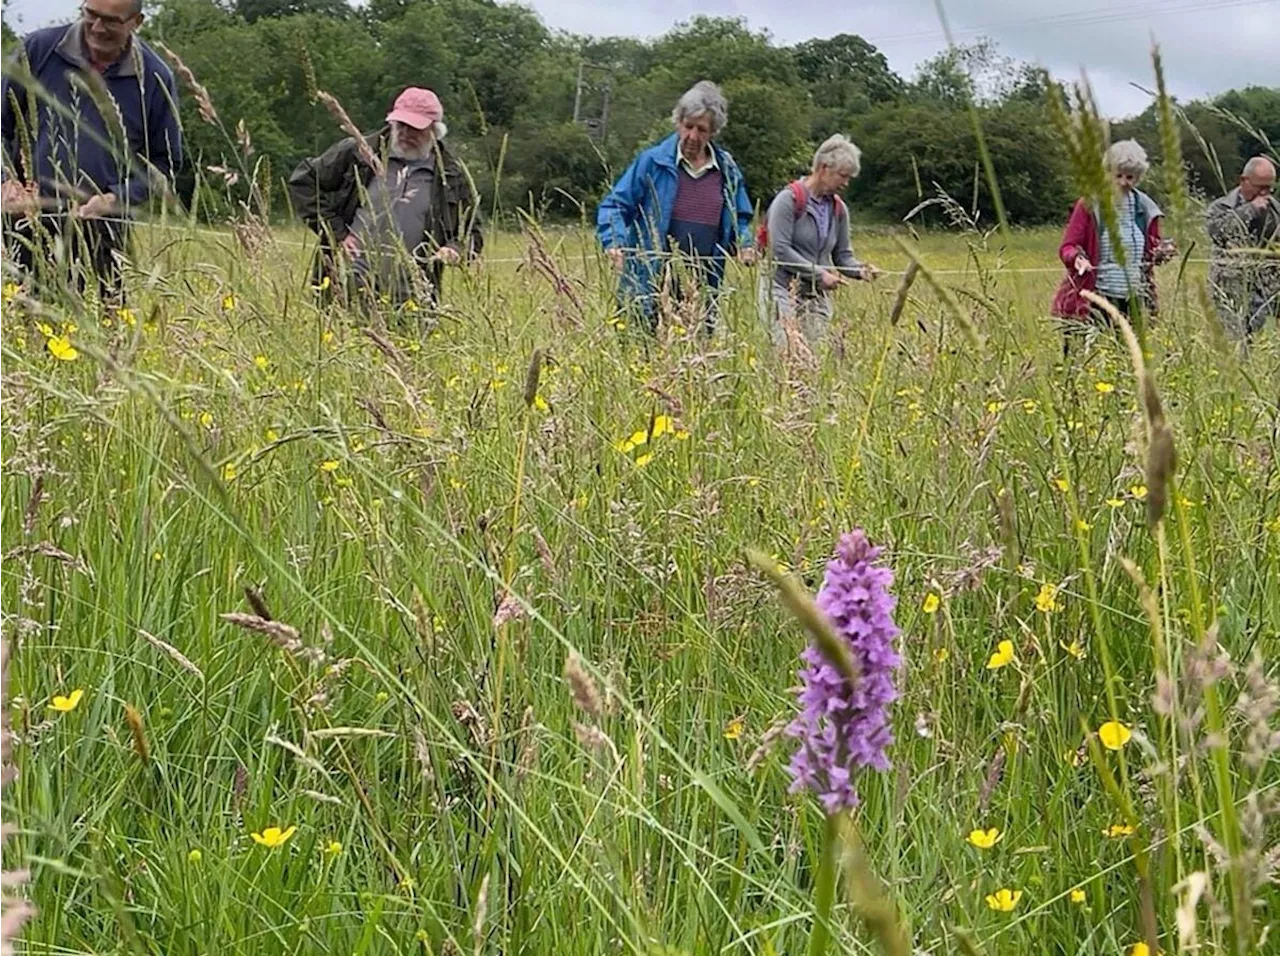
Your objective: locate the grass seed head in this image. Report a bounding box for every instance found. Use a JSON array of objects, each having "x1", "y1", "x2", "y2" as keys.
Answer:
[
  {"x1": 564, "y1": 653, "x2": 602, "y2": 721},
  {"x1": 1145, "y1": 423, "x2": 1177, "y2": 527},
  {"x1": 523, "y1": 348, "x2": 543, "y2": 408}
]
